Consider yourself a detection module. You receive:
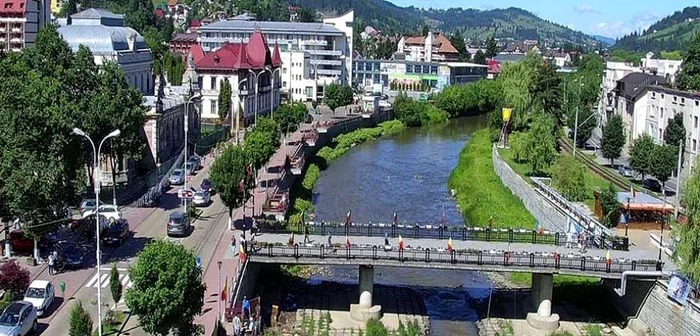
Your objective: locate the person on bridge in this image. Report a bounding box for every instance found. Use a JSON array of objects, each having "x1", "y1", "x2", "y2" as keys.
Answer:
[
  {"x1": 242, "y1": 296, "x2": 251, "y2": 319},
  {"x1": 384, "y1": 233, "x2": 390, "y2": 246},
  {"x1": 328, "y1": 232, "x2": 332, "y2": 246},
  {"x1": 303, "y1": 224, "x2": 311, "y2": 244},
  {"x1": 447, "y1": 237, "x2": 454, "y2": 252},
  {"x1": 47, "y1": 251, "x2": 56, "y2": 276},
  {"x1": 232, "y1": 314, "x2": 242, "y2": 336},
  {"x1": 398, "y1": 235, "x2": 404, "y2": 251}
]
